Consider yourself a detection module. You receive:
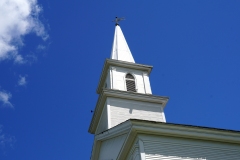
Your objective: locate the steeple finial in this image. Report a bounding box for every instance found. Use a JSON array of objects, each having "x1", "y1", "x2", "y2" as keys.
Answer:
[{"x1": 113, "y1": 17, "x2": 125, "y2": 26}]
